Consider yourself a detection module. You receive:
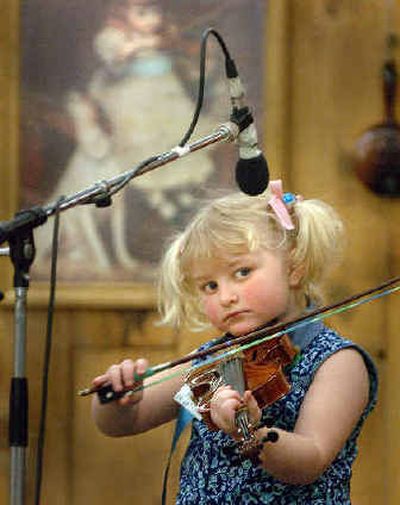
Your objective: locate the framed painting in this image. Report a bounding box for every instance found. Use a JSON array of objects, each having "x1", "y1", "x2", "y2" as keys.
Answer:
[{"x1": 19, "y1": 0, "x2": 267, "y2": 288}]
